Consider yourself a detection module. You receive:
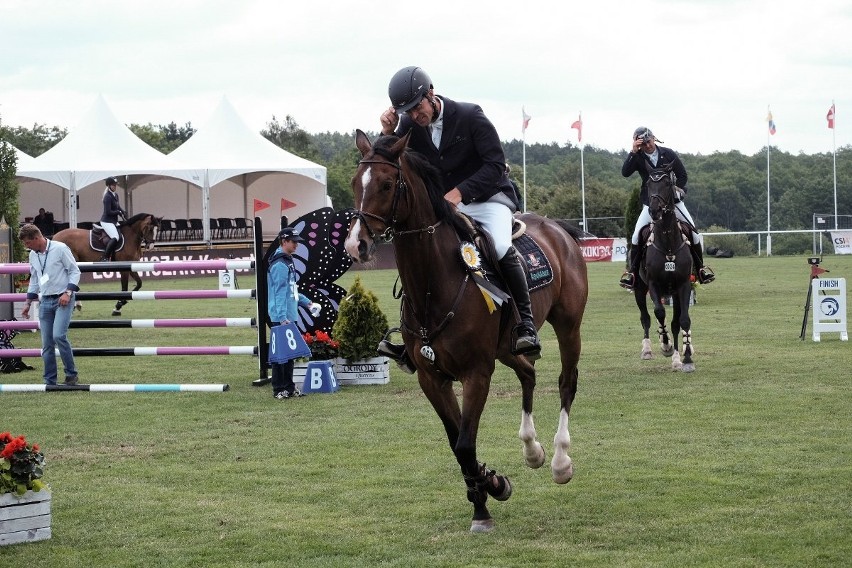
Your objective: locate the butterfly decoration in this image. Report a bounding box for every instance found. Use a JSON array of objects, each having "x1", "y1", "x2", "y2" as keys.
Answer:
[{"x1": 284, "y1": 207, "x2": 355, "y2": 334}]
